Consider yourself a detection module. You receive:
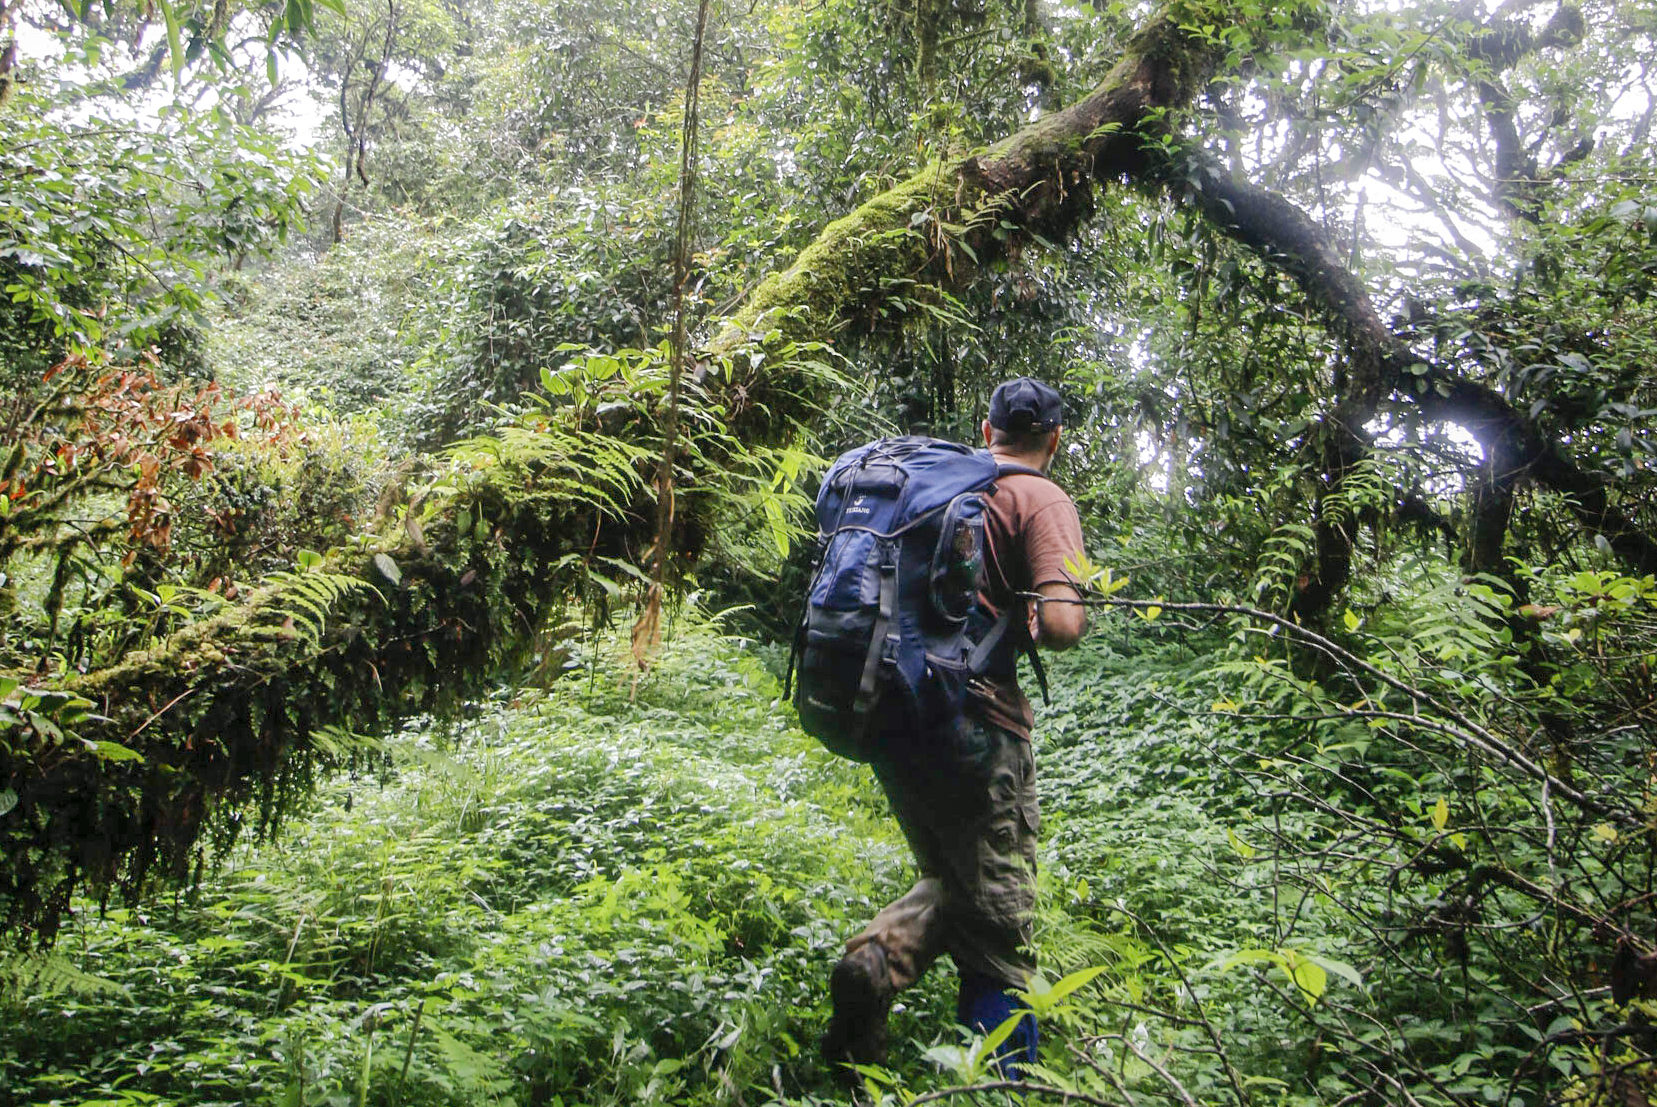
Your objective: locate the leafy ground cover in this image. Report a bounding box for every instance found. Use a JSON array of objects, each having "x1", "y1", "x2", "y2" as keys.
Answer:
[
  {"x1": 1, "y1": 614, "x2": 1313, "y2": 1107},
  {"x1": 4, "y1": 601, "x2": 1630, "y2": 1107}
]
